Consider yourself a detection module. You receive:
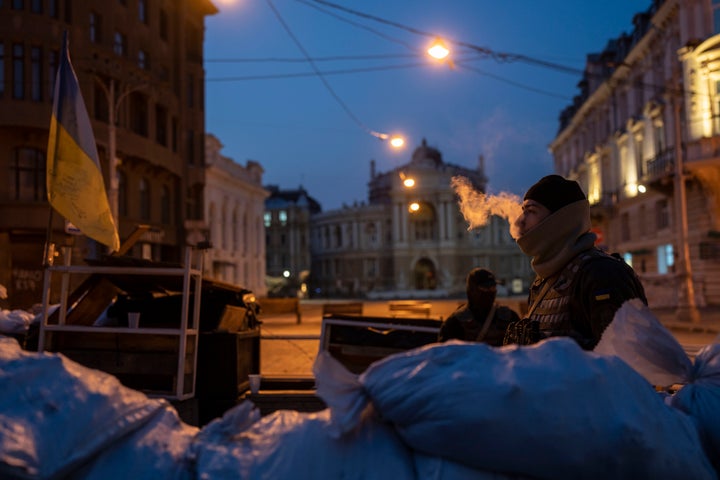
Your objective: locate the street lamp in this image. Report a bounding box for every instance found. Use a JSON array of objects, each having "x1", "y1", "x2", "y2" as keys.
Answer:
[
  {"x1": 427, "y1": 38, "x2": 450, "y2": 60},
  {"x1": 93, "y1": 76, "x2": 147, "y2": 223},
  {"x1": 672, "y1": 89, "x2": 700, "y2": 323}
]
